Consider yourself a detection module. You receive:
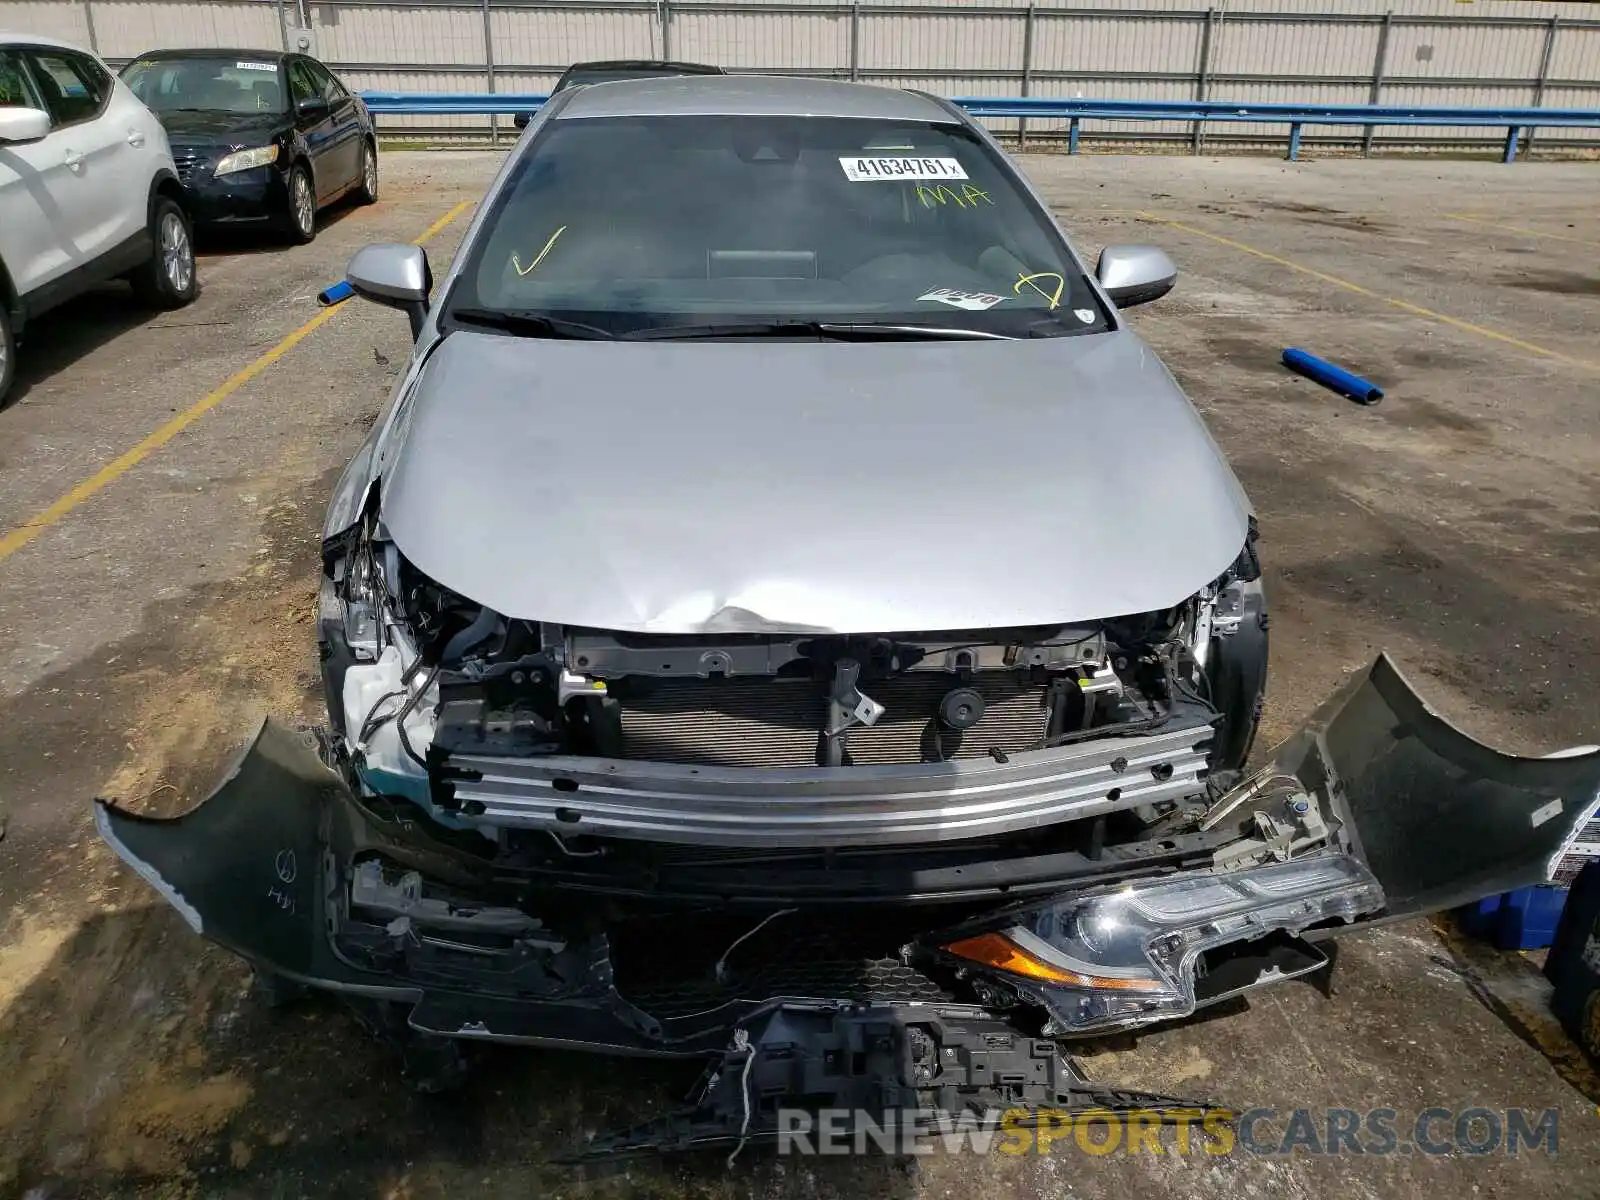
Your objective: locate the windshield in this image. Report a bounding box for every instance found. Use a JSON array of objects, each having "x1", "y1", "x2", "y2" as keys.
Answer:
[
  {"x1": 448, "y1": 115, "x2": 1108, "y2": 339},
  {"x1": 122, "y1": 56, "x2": 285, "y2": 115}
]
